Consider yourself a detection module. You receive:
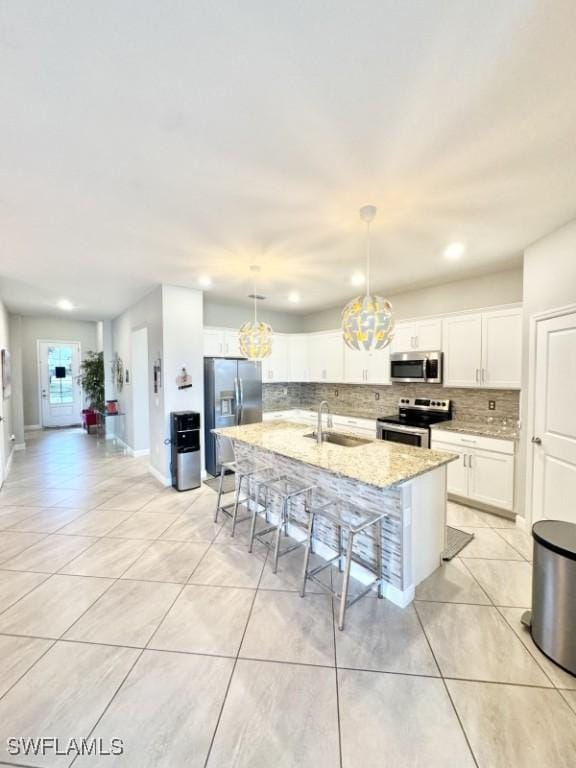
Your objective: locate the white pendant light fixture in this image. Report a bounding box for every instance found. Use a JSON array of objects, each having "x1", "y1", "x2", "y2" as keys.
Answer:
[
  {"x1": 238, "y1": 265, "x2": 273, "y2": 359},
  {"x1": 342, "y1": 205, "x2": 395, "y2": 352}
]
